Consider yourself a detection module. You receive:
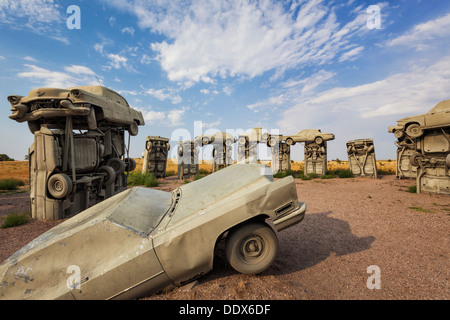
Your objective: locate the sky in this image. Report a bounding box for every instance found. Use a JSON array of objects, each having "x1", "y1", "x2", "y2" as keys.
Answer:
[{"x1": 0, "y1": 0, "x2": 449, "y2": 162}]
